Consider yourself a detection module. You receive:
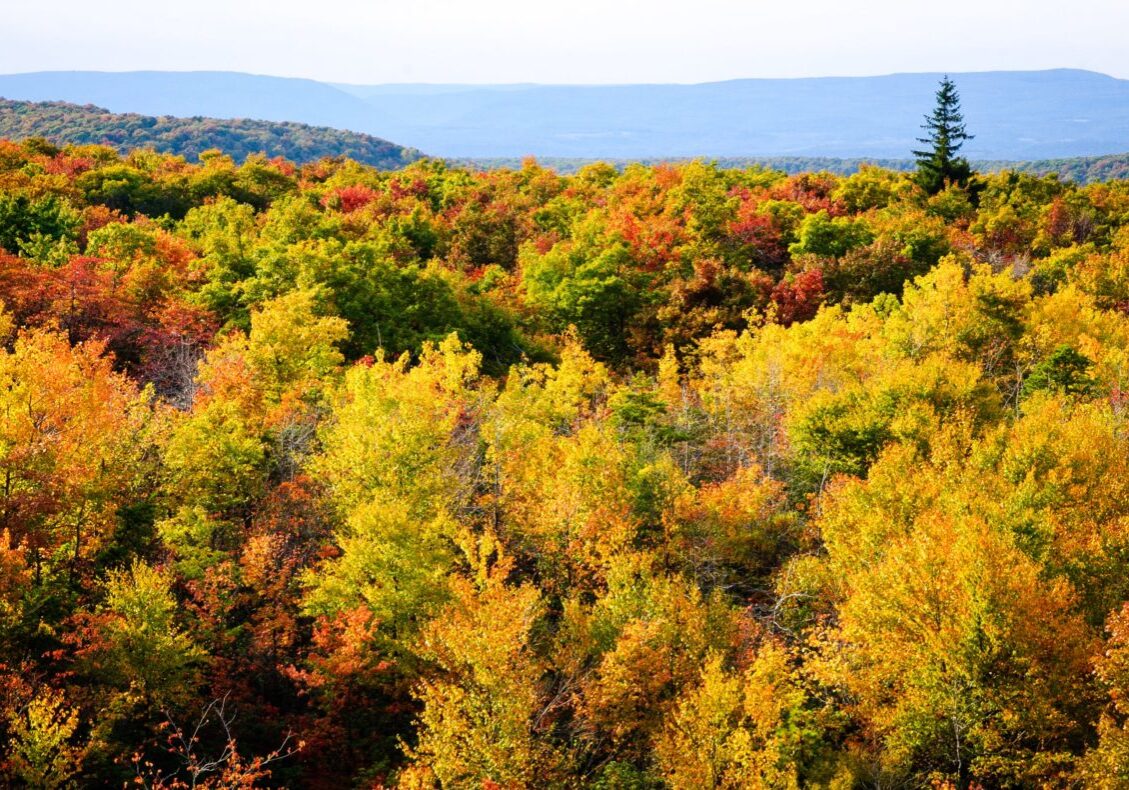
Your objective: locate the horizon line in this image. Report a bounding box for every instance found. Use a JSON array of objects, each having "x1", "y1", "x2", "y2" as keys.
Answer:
[{"x1": 0, "y1": 66, "x2": 1118, "y2": 89}]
